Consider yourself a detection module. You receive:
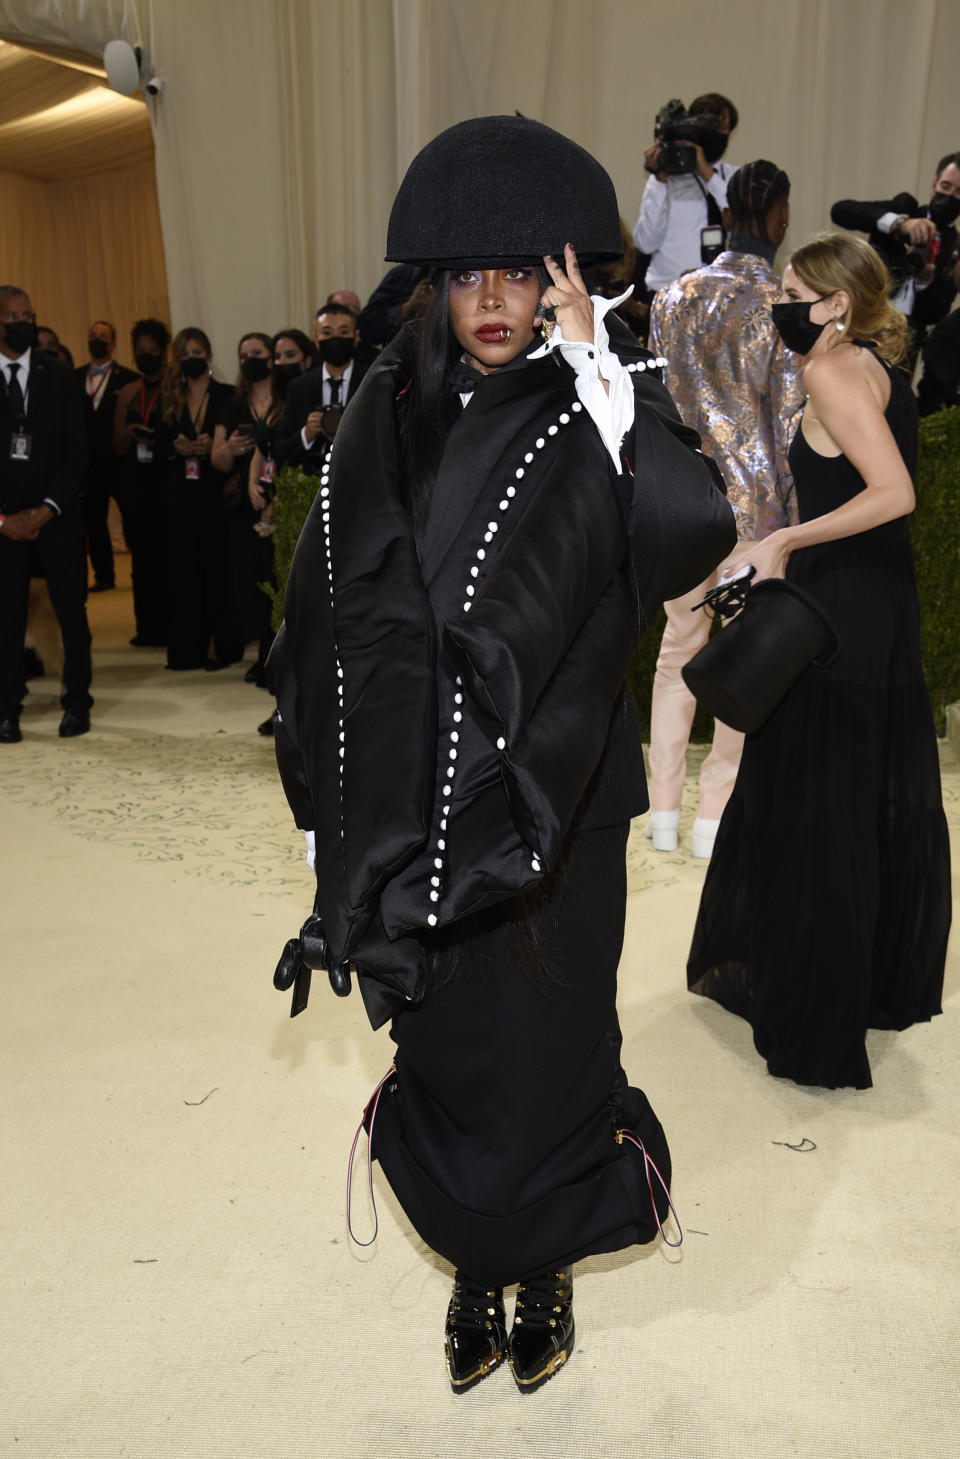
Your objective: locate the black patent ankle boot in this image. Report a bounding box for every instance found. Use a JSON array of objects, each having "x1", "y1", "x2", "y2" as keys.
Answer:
[
  {"x1": 444, "y1": 1271, "x2": 508, "y2": 1393},
  {"x1": 508, "y1": 1265, "x2": 575, "y2": 1392}
]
